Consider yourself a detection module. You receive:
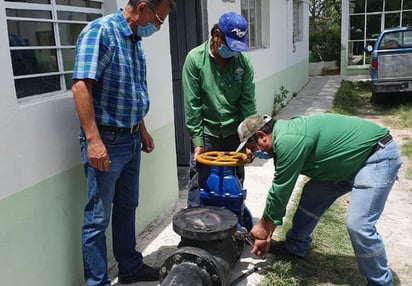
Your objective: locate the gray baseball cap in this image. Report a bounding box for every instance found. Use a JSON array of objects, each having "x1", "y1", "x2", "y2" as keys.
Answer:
[{"x1": 236, "y1": 114, "x2": 272, "y2": 152}]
